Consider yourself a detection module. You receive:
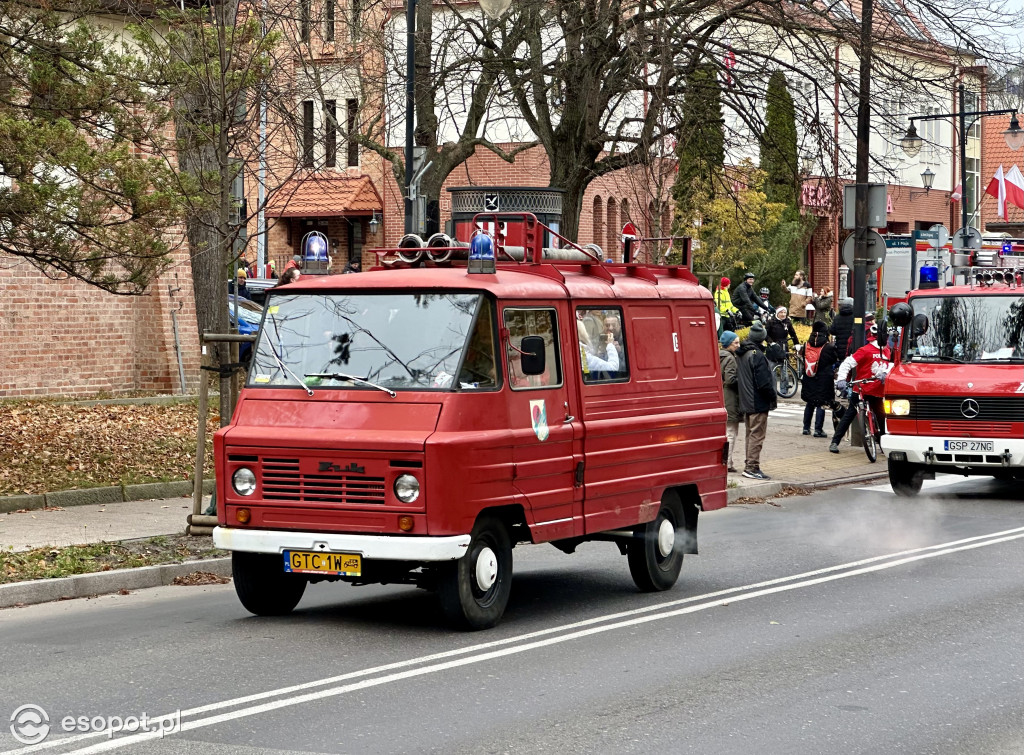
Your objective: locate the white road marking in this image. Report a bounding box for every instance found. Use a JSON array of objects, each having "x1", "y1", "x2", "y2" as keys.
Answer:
[{"x1": 8, "y1": 526, "x2": 1024, "y2": 755}]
